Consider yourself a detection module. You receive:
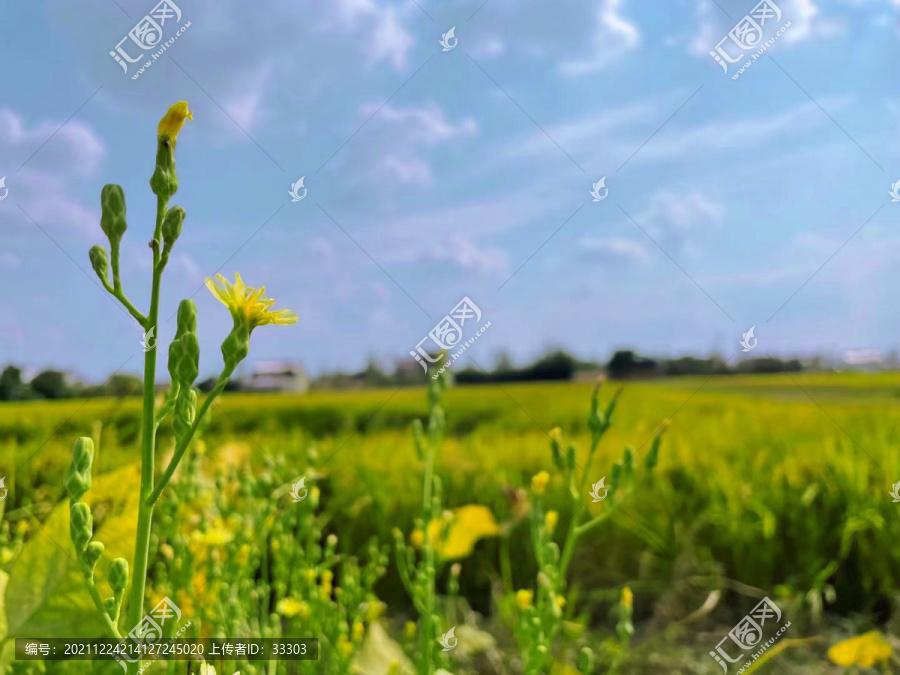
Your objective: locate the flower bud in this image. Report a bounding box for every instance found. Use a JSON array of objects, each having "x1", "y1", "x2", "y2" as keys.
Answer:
[
  {"x1": 150, "y1": 138, "x2": 178, "y2": 198},
  {"x1": 161, "y1": 206, "x2": 186, "y2": 253},
  {"x1": 84, "y1": 540, "x2": 105, "y2": 571},
  {"x1": 221, "y1": 324, "x2": 250, "y2": 371},
  {"x1": 89, "y1": 246, "x2": 109, "y2": 282},
  {"x1": 65, "y1": 437, "x2": 94, "y2": 501},
  {"x1": 175, "y1": 299, "x2": 197, "y2": 337},
  {"x1": 109, "y1": 558, "x2": 129, "y2": 595},
  {"x1": 69, "y1": 502, "x2": 93, "y2": 552},
  {"x1": 100, "y1": 185, "x2": 127, "y2": 246},
  {"x1": 104, "y1": 597, "x2": 117, "y2": 619},
  {"x1": 173, "y1": 387, "x2": 197, "y2": 439}
]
